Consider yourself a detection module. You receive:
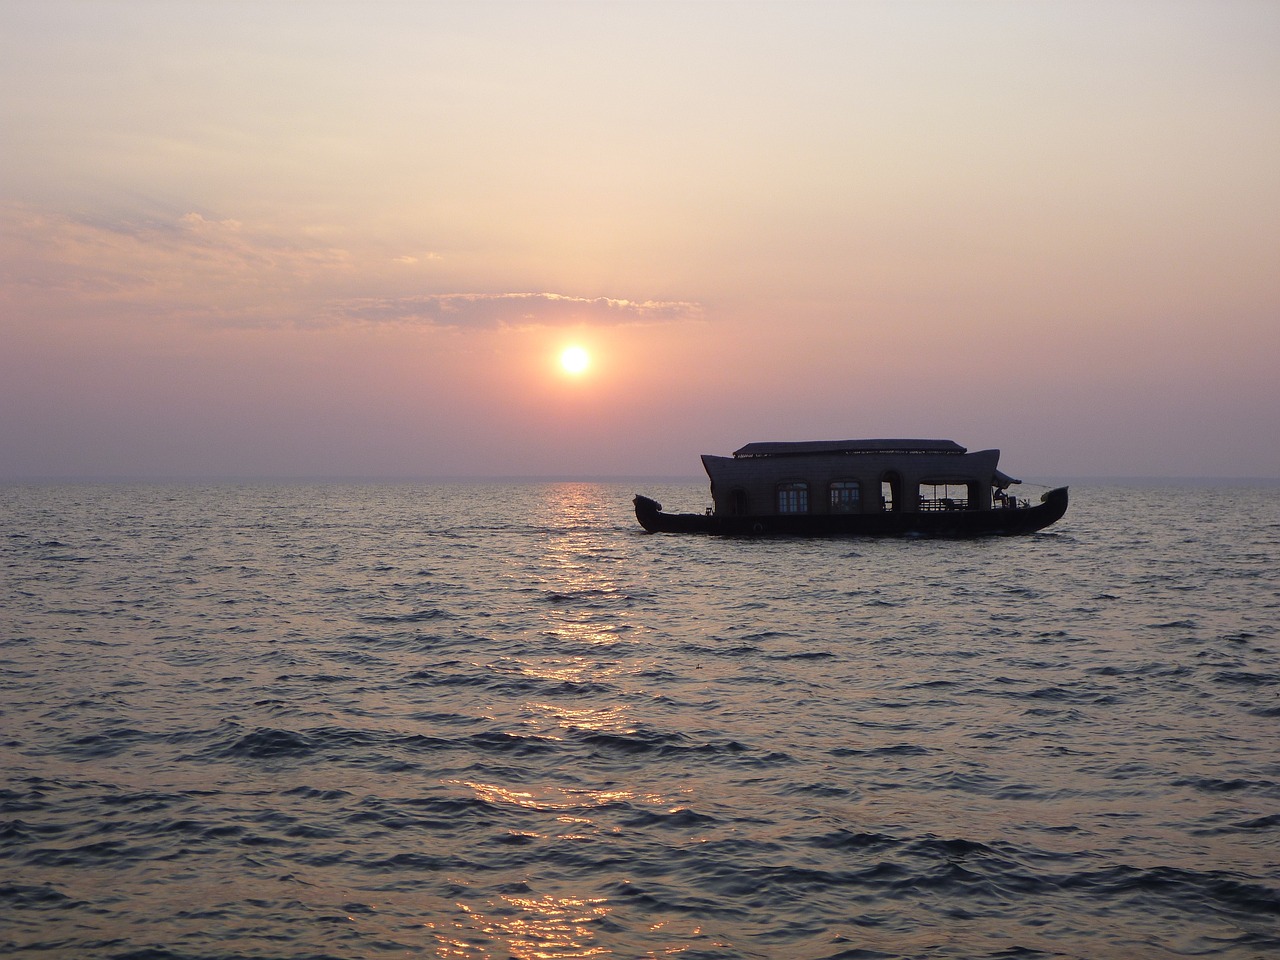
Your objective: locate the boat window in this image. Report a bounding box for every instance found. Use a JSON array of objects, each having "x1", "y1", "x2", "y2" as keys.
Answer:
[
  {"x1": 919, "y1": 482, "x2": 971, "y2": 511},
  {"x1": 776, "y1": 482, "x2": 809, "y2": 514},
  {"x1": 731, "y1": 488, "x2": 748, "y2": 515},
  {"x1": 829, "y1": 480, "x2": 860, "y2": 513}
]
